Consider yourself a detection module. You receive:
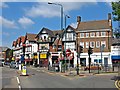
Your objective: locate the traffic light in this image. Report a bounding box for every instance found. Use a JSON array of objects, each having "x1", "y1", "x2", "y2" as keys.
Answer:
[
  {"x1": 63, "y1": 50, "x2": 66, "y2": 56},
  {"x1": 79, "y1": 46, "x2": 83, "y2": 53},
  {"x1": 88, "y1": 46, "x2": 93, "y2": 55}
]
